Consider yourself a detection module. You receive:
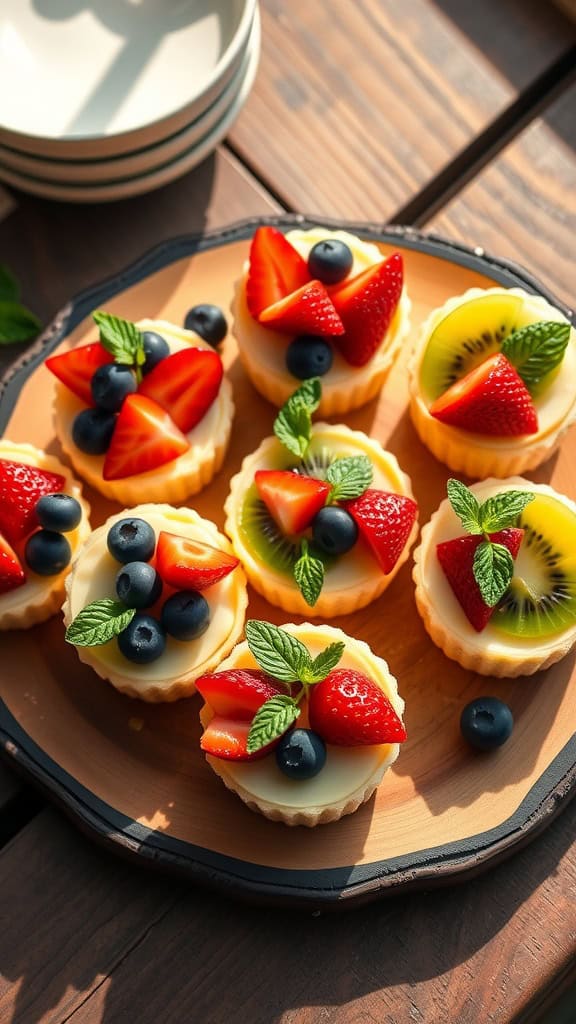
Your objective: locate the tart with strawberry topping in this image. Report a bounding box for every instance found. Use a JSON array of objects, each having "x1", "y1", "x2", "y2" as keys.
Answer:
[
  {"x1": 224, "y1": 380, "x2": 418, "y2": 616},
  {"x1": 231, "y1": 226, "x2": 411, "y2": 416},
  {"x1": 409, "y1": 287, "x2": 576, "y2": 477},
  {"x1": 197, "y1": 620, "x2": 406, "y2": 826},
  {"x1": 413, "y1": 477, "x2": 576, "y2": 676},
  {"x1": 0, "y1": 441, "x2": 90, "y2": 629},
  {"x1": 47, "y1": 311, "x2": 234, "y2": 504},
  {"x1": 63, "y1": 504, "x2": 248, "y2": 701}
]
